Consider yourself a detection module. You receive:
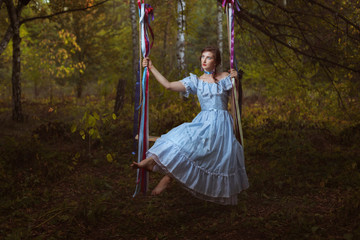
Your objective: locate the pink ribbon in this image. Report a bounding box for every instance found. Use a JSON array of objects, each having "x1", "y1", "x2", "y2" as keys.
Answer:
[
  {"x1": 222, "y1": 0, "x2": 241, "y2": 11},
  {"x1": 223, "y1": 0, "x2": 240, "y2": 69},
  {"x1": 223, "y1": 0, "x2": 244, "y2": 146},
  {"x1": 133, "y1": 1, "x2": 155, "y2": 196}
]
